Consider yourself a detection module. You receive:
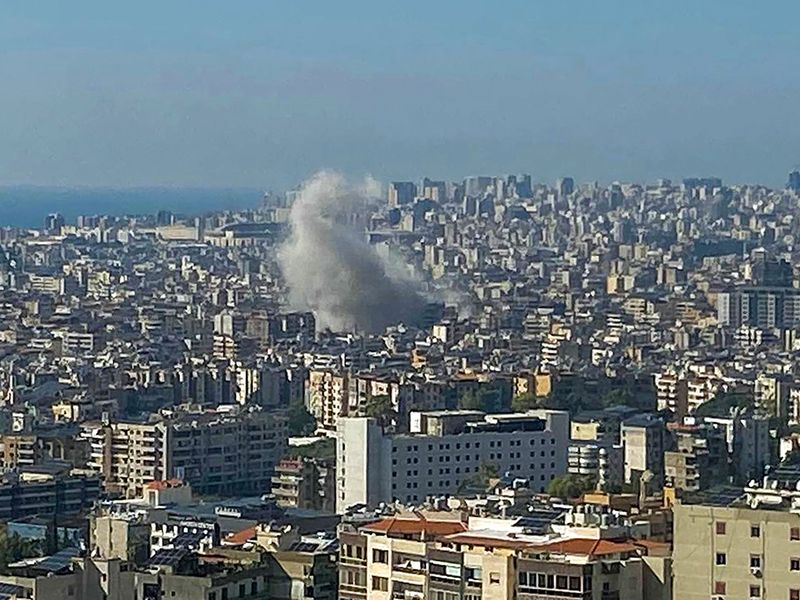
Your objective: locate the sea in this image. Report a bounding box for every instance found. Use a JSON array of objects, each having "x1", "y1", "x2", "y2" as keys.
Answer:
[{"x1": 0, "y1": 186, "x2": 264, "y2": 229}]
